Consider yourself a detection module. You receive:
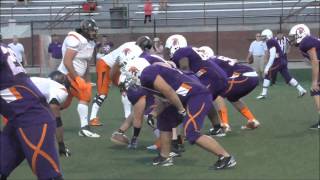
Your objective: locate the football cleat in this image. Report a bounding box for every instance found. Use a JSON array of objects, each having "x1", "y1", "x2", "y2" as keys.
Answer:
[
  {"x1": 169, "y1": 151, "x2": 181, "y2": 158},
  {"x1": 110, "y1": 131, "x2": 129, "y2": 145},
  {"x1": 152, "y1": 155, "x2": 173, "y2": 166},
  {"x1": 298, "y1": 89, "x2": 307, "y2": 97},
  {"x1": 211, "y1": 155, "x2": 236, "y2": 170},
  {"x1": 309, "y1": 121, "x2": 320, "y2": 130},
  {"x1": 221, "y1": 124, "x2": 232, "y2": 133},
  {"x1": 128, "y1": 137, "x2": 138, "y2": 149},
  {"x1": 208, "y1": 127, "x2": 226, "y2": 137},
  {"x1": 78, "y1": 126, "x2": 100, "y2": 138},
  {"x1": 89, "y1": 118, "x2": 103, "y2": 126},
  {"x1": 146, "y1": 144, "x2": 158, "y2": 151},
  {"x1": 256, "y1": 94, "x2": 266, "y2": 99},
  {"x1": 59, "y1": 147, "x2": 71, "y2": 157},
  {"x1": 241, "y1": 119, "x2": 260, "y2": 130}
]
